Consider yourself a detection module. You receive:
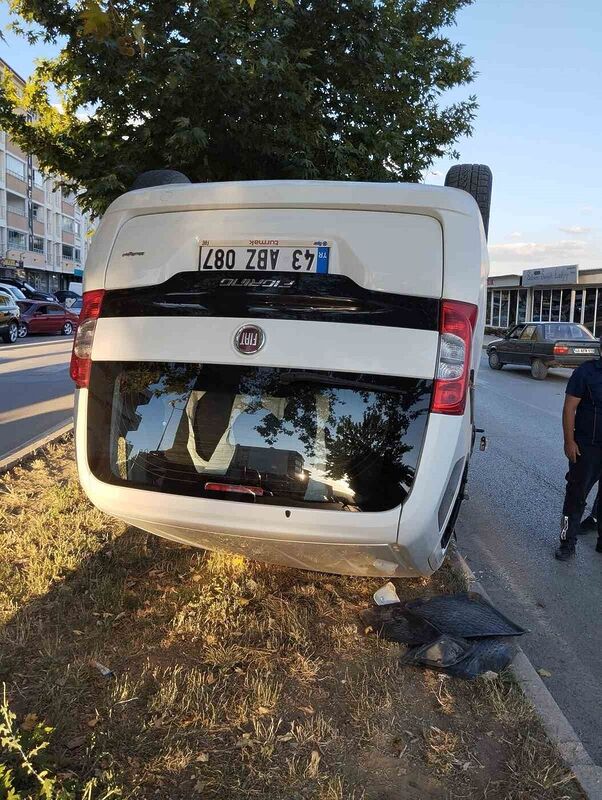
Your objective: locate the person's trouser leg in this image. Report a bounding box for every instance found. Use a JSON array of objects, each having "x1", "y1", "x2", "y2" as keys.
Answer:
[
  {"x1": 579, "y1": 482, "x2": 599, "y2": 532},
  {"x1": 562, "y1": 444, "x2": 602, "y2": 547},
  {"x1": 596, "y1": 490, "x2": 602, "y2": 550}
]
